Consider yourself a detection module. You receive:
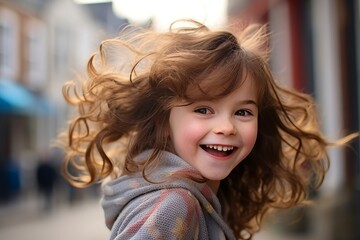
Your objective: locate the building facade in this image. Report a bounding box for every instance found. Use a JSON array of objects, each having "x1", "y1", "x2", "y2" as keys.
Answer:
[
  {"x1": 0, "y1": 0, "x2": 105, "y2": 201},
  {"x1": 228, "y1": 0, "x2": 360, "y2": 239}
]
